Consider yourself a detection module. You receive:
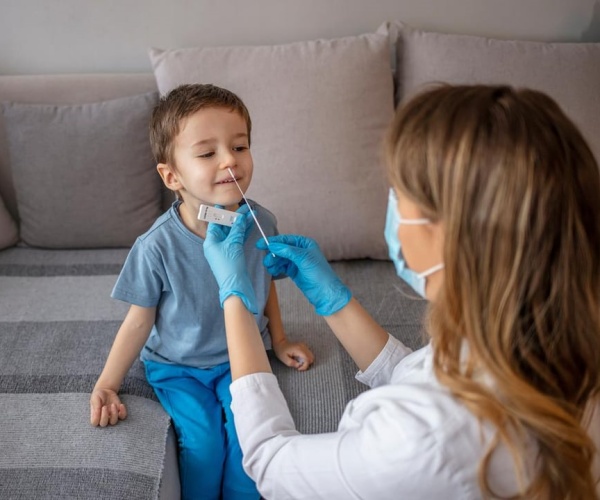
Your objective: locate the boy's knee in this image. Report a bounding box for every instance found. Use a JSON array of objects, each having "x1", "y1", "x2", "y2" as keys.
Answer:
[{"x1": 178, "y1": 427, "x2": 225, "y2": 456}]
